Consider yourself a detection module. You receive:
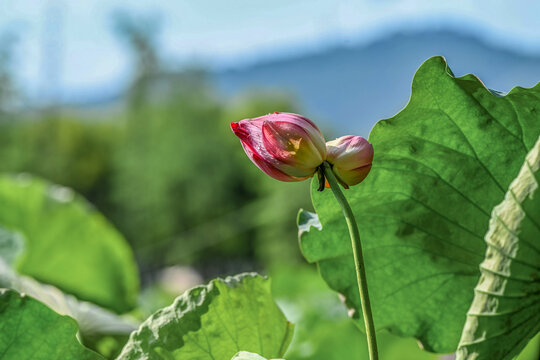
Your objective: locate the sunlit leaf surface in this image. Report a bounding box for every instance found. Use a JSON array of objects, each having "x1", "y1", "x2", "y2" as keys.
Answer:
[
  {"x1": 232, "y1": 351, "x2": 278, "y2": 360},
  {"x1": 0, "y1": 289, "x2": 102, "y2": 360},
  {"x1": 118, "y1": 273, "x2": 293, "y2": 360}
]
